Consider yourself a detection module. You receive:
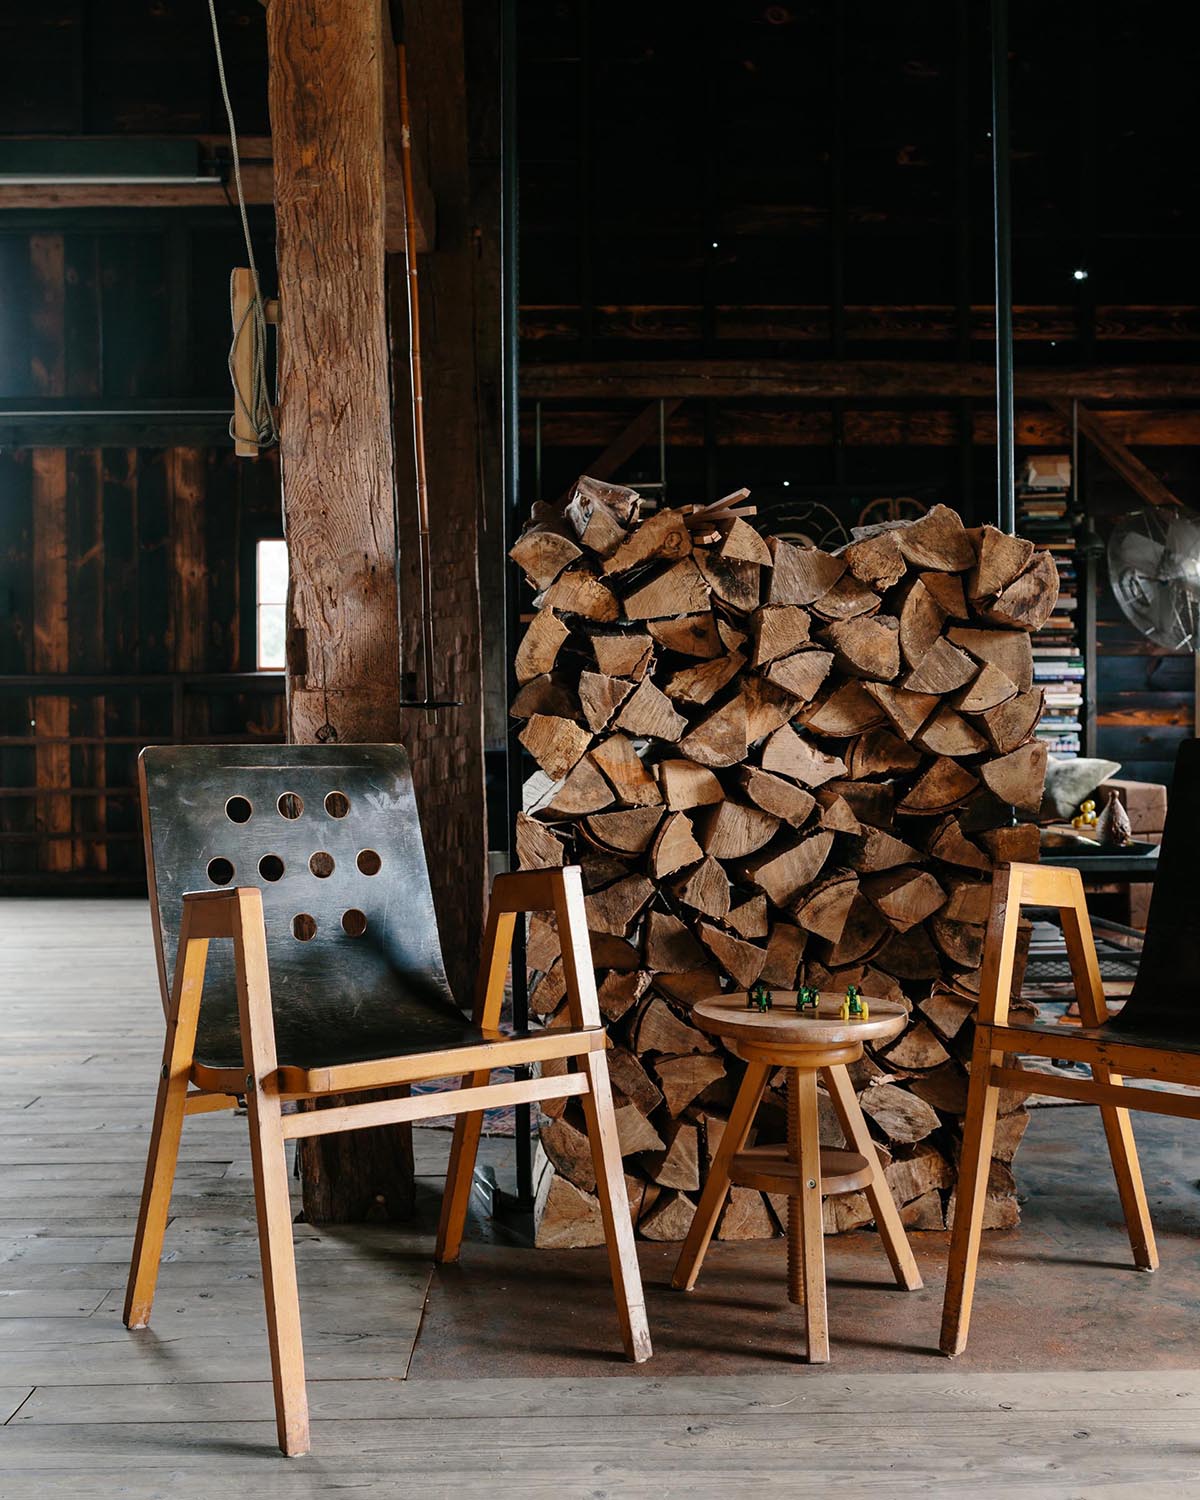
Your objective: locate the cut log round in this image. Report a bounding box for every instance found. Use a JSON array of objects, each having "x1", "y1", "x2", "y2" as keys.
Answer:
[
  {"x1": 601, "y1": 506, "x2": 692, "y2": 575},
  {"x1": 894, "y1": 503, "x2": 976, "y2": 572},
  {"x1": 915, "y1": 705, "x2": 989, "y2": 758},
  {"x1": 664, "y1": 650, "x2": 746, "y2": 707},
  {"x1": 519, "y1": 714, "x2": 592, "y2": 780},
  {"x1": 979, "y1": 740, "x2": 1049, "y2": 815},
  {"x1": 800, "y1": 681, "x2": 887, "y2": 736},
  {"x1": 622, "y1": 558, "x2": 711, "y2": 619},
  {"x1": 955, "y1": 661, "x2": 1018, "y2": 715},
  {"x1": 590, "y1": 733, "x2": 663, "y2": 806},
  {"x1": 983, "y1": 550, "x2": 1060, "y2": 631},
  {"x1": 823, "y1": 613, "x2": 901, "y2": 681},
  {"x1": 761, "y1": 723, "x2": 848, "y2": 787},
  {"x1": 744, "y1": 830, "x2": 835, "y2": 907},
  {"x1": 648, "y1": 613, "x2": 723, "y2": 658},
  {"x1": 657, "y1": 757, "x2": 725, "y2": 810},
  {"x1": 902, "y1": 636, "x2": 977, "y2": 695},
  {"x1": 541, "y1": 568, "x2": 620, "y2": 621},
  {"x1": 578, "y1": 671, "x2": 635, "y2": 733},
  {"x1": 896, "y1": 756, "x2": 979, "y2": 815},
  {"x1": 613, "y1": 676, "x2": 688, "y2": 741},
  {"x1": 647, "y1": 810, "x2": 704, "y2": 877},
  {"x1": 591, "y1": 631, "x2": 654, "y2": 679},
  {"x1": 696, "y1": 799, "x2": 781, "y2": 860},
  {"x1": 750, "y1": 604, "x2": 812, "y2": 666},
  {"x1": 737, "y1": 765, "x2": 818, "y2": 827},
  {"x1": 515, "y1": 607, "x2": 571, "y2": 685},
  {"x1": 766, "y1": 649, "x2": 834, "y2": 703},
  {"x1": 671, "y1": 854, "x2": 733, "y2": 919},
  {"x1": 766, "y1": 537, "x2": 846, "y2": 606}
]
